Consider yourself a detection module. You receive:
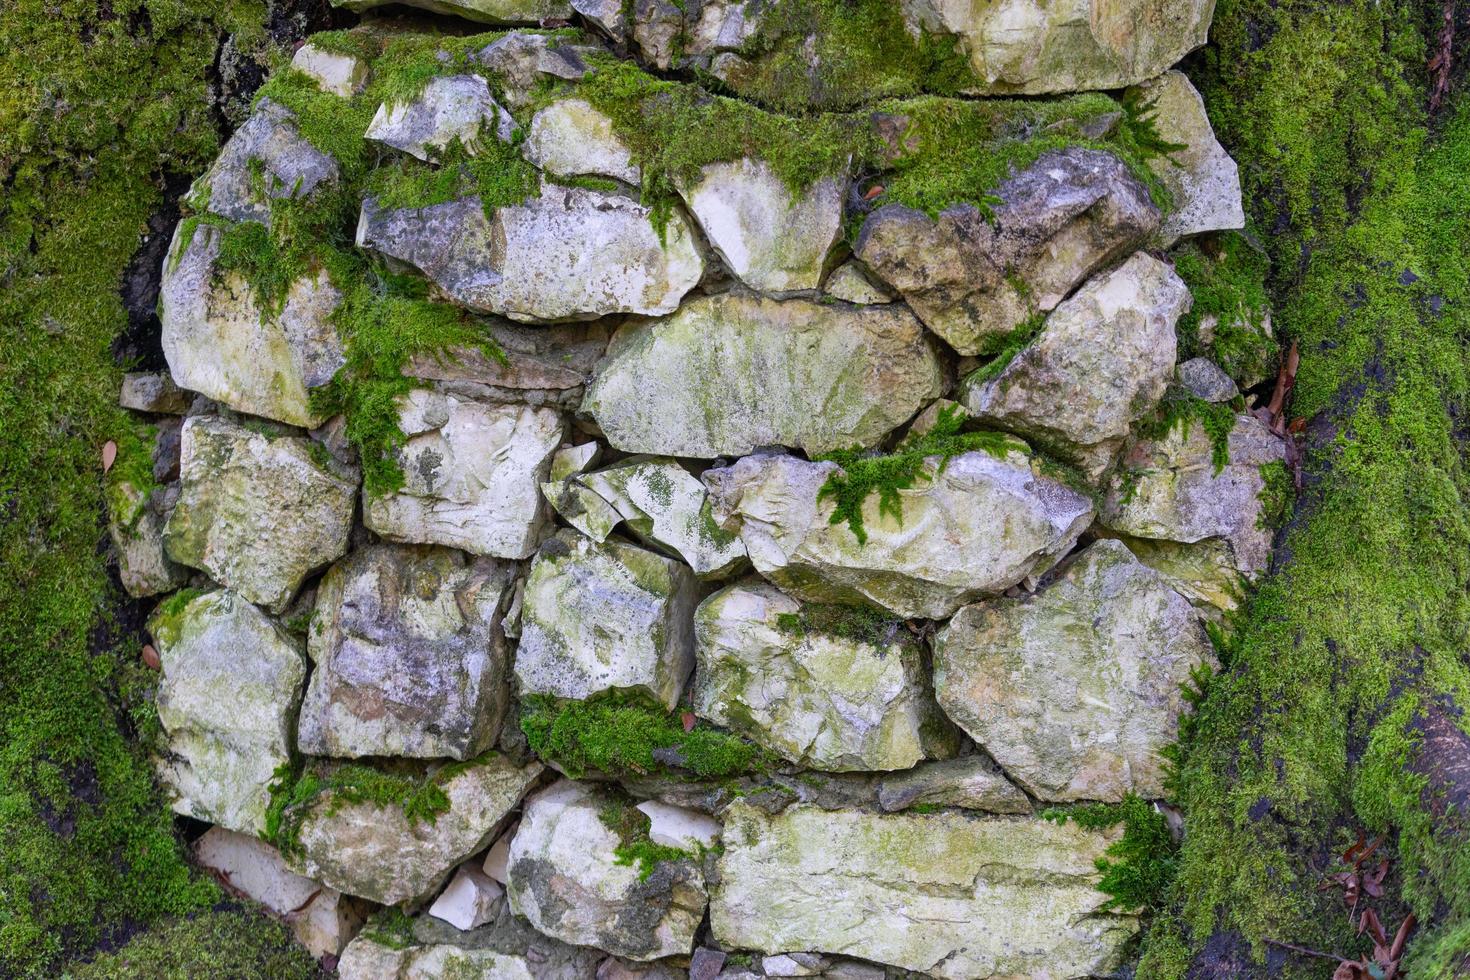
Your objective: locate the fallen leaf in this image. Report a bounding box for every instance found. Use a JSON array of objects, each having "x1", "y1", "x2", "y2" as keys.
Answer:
[
  {"x1": 102, "y1": 440, "x2": 117, "y2": 473},
  {"x1": 863, "y1": 185, "x2": 885, "y2": 201},
  {"x1": 681, "y1": 712, "x2": 696, "y2": 733},
  {"x1": 141, "y1": 644, "x2": 160, "y2": 670}
]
